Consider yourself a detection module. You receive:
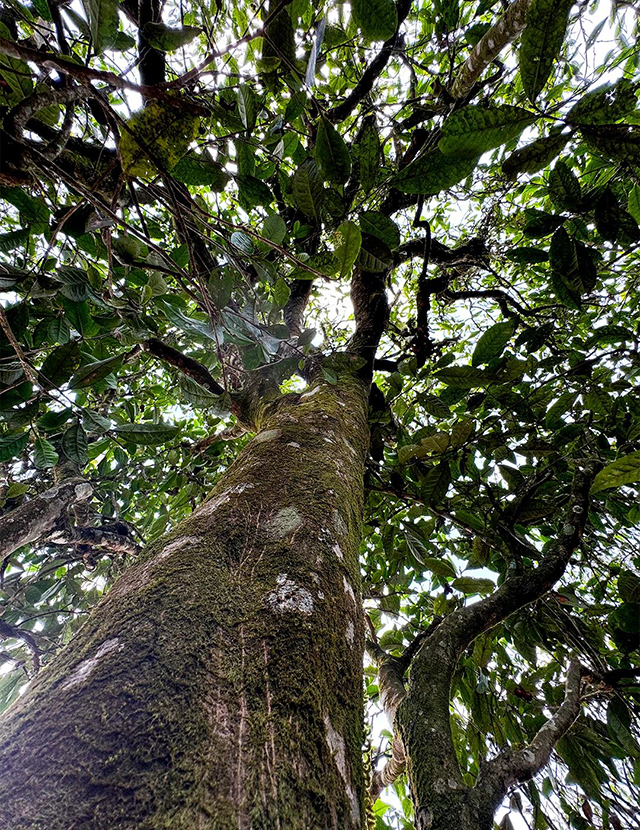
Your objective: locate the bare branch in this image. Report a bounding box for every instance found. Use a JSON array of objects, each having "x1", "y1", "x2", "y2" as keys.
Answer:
[
  {"x1": 0, "y1": 620, "x2": 40, "y2": 674},
  {"x1": 143, "y1": 339, "x2": 225, "y2": 395},
  {"x1": 0, "y1": 479, "x2": 92, "y2": 563},
  {"x1": 327, "y1": 0, "x2": 413, "y2": 123},
  {"x1": 449, "y1": 0, "x2": 532, "y2": 100},
  {"x1": 477, "y1": 659, "x2": 583, "y2": 809}
]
